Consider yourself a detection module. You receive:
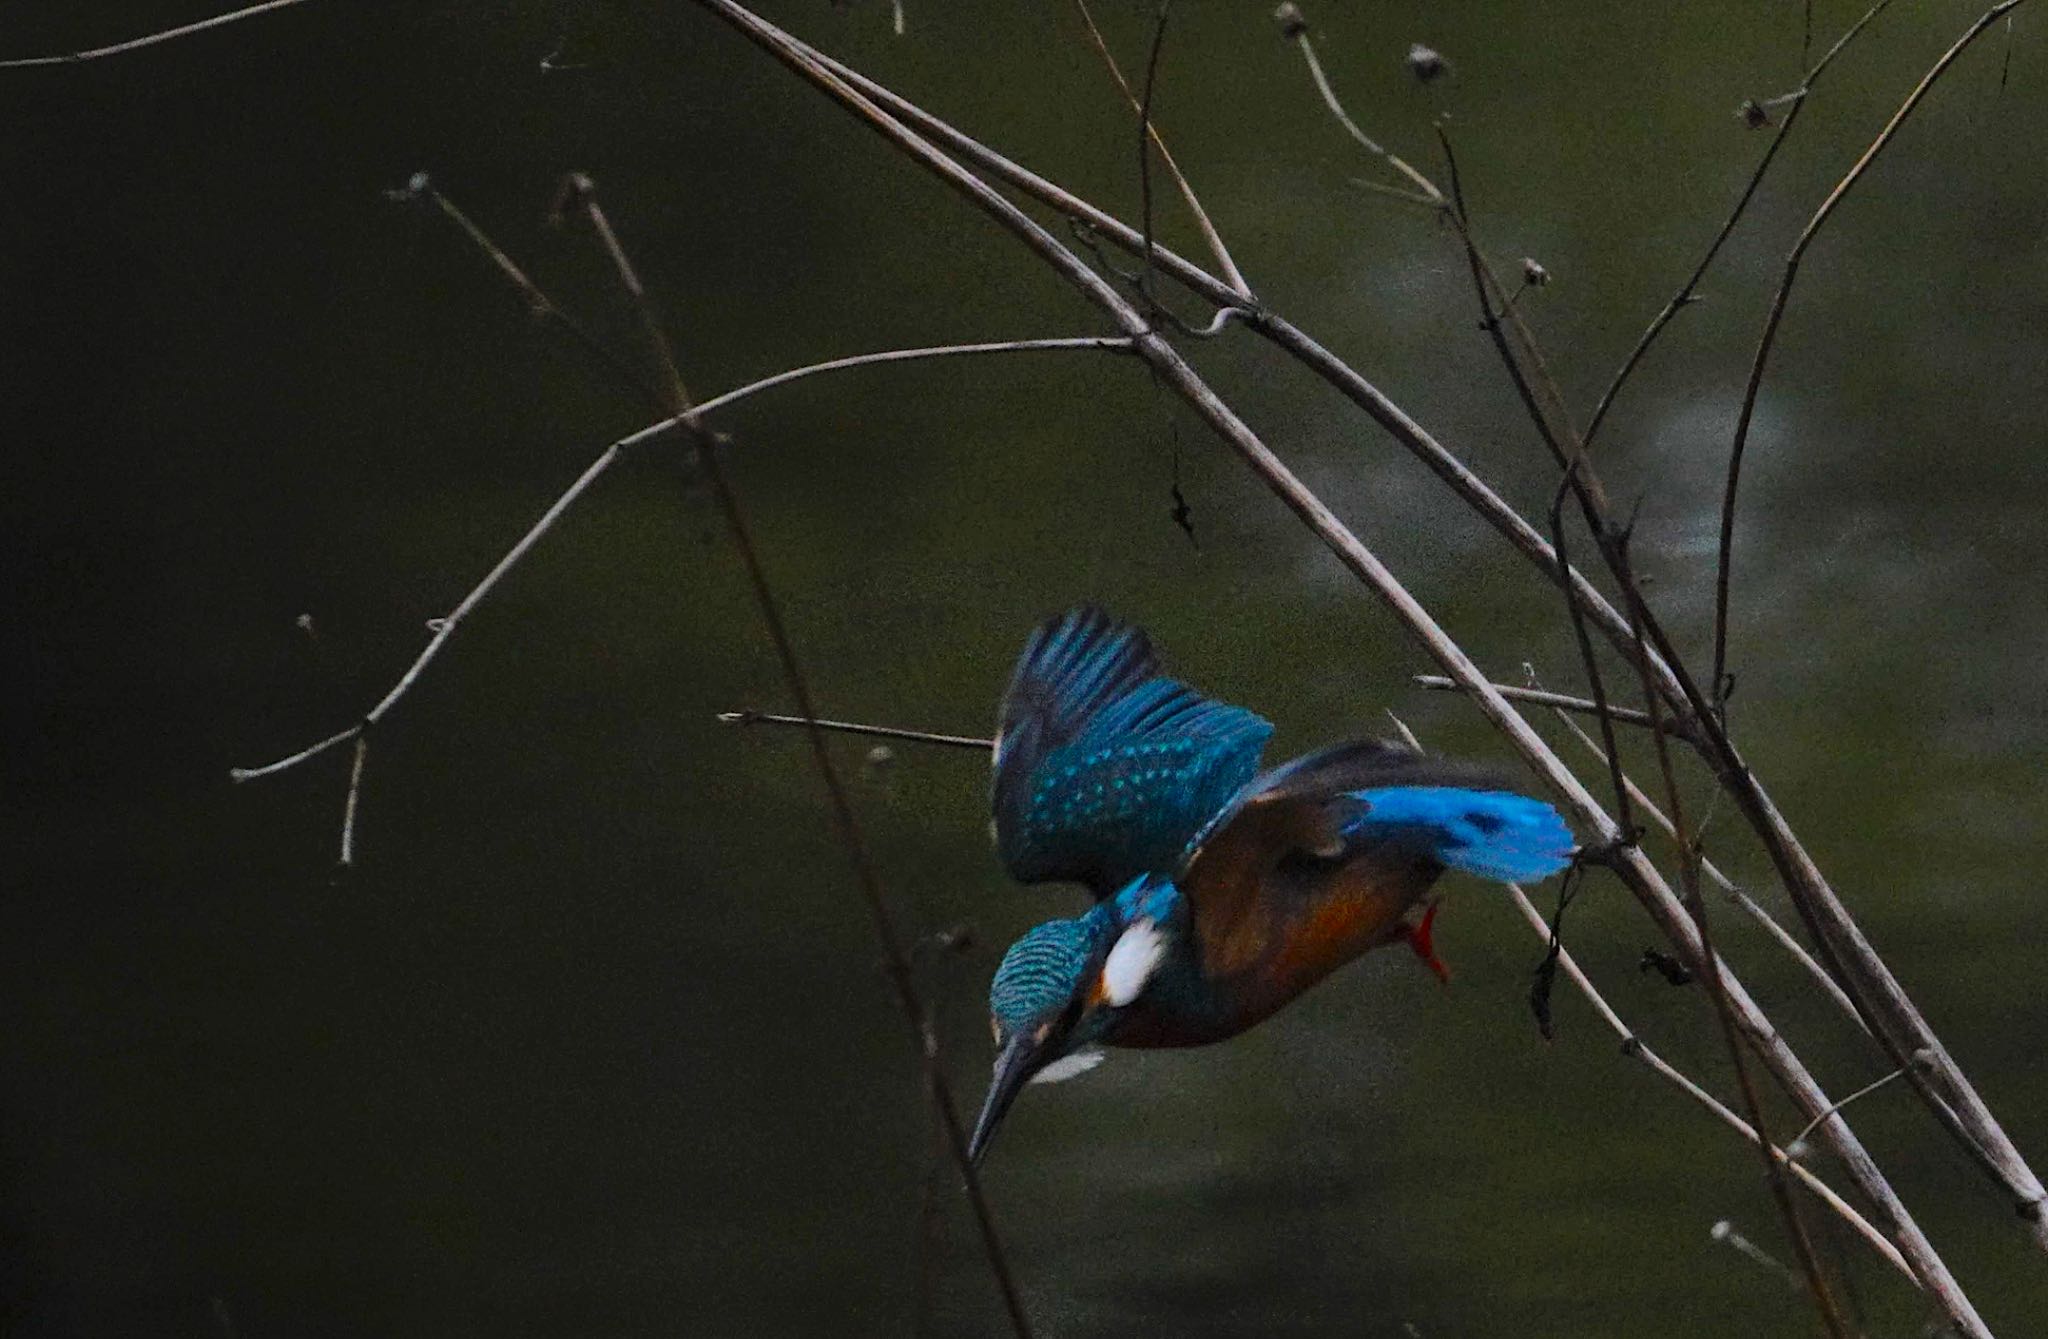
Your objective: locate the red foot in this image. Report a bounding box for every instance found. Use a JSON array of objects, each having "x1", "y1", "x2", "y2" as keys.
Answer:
[{"x1": 1401, "y1": 903, "x2": 1452, "y2": 986}]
